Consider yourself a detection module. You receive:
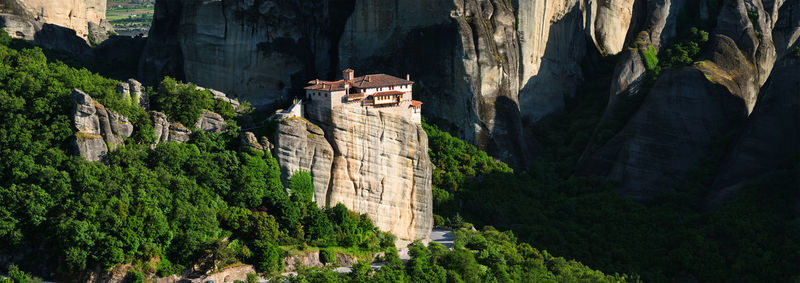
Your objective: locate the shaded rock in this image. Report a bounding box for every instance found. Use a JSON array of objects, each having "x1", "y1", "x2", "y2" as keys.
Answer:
[
  {"x1": 194, "y1": 111, "x2": 226, "y2": 134},
  {"x1": 581, "y1": 68, "x2": 744, "y2": 200},
  {"x1": 273, "y1": 118, "x2": 334, "y2": 202},
  {"x1": 517, "y1": 1, "x2": 587, "y2": 122},
  {"x1": 709, "y1": 57, "x2": 800, "y2": 206},
  {"x1": 582, "y1": 0, "x2": 791, "y2": 201},
  {"x1": 87, "y1": 19, "x2": 114, "y2": 44},
  {"x1": 138, "y1": 0, "x2": 347, "y2": 106}
]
